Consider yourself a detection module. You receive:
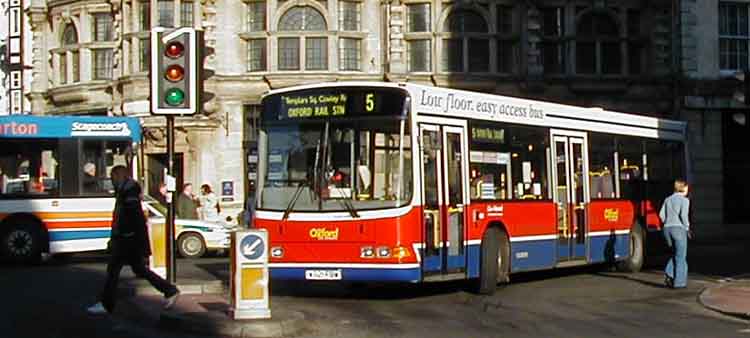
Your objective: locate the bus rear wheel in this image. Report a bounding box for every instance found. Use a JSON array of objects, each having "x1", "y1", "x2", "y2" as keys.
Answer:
[
  {"x1": 1, "y1": 221, "x2": 43, "y2": 264},
  {"x1": 474, "y1": 227, "x2": 510, "y2": 295},
  {"x1": 616, "y1": 224, "x2": 644, "y2": 273}
]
